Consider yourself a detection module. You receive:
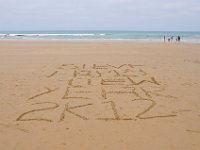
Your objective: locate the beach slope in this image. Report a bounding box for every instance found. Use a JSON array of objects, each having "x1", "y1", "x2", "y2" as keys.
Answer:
[{"x1": 0, "y1": 41, "x2": 200, "y2": 150}]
